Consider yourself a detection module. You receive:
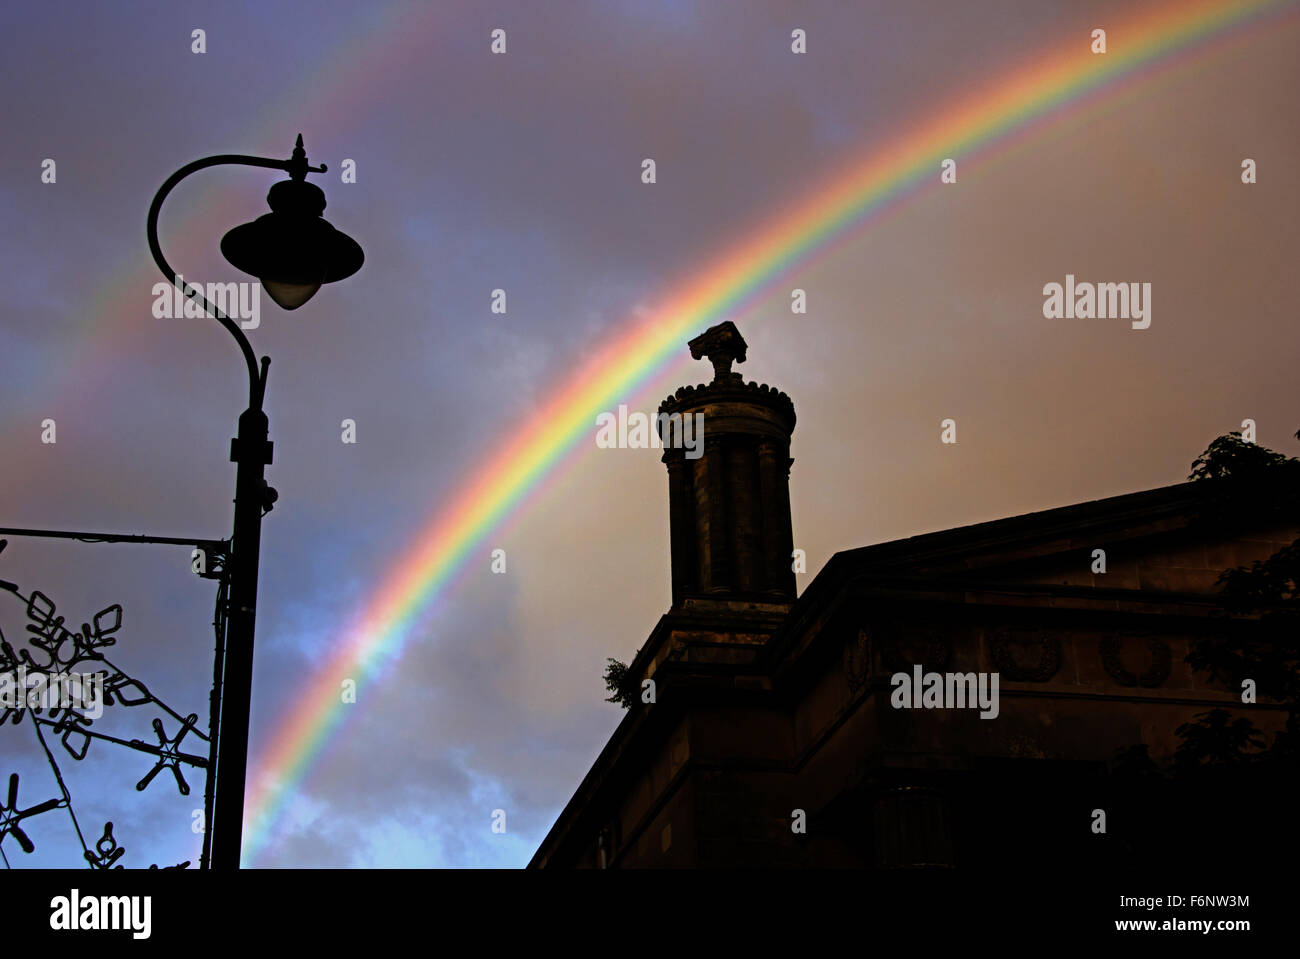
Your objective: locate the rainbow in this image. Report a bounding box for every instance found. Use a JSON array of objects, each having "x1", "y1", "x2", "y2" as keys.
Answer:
[
  {"x1": 3, "y1": 2, "x2": 423, "y2": 434},
  {"x1": 242, "y1": 0, "x2": 1297, "y2": 863}
]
